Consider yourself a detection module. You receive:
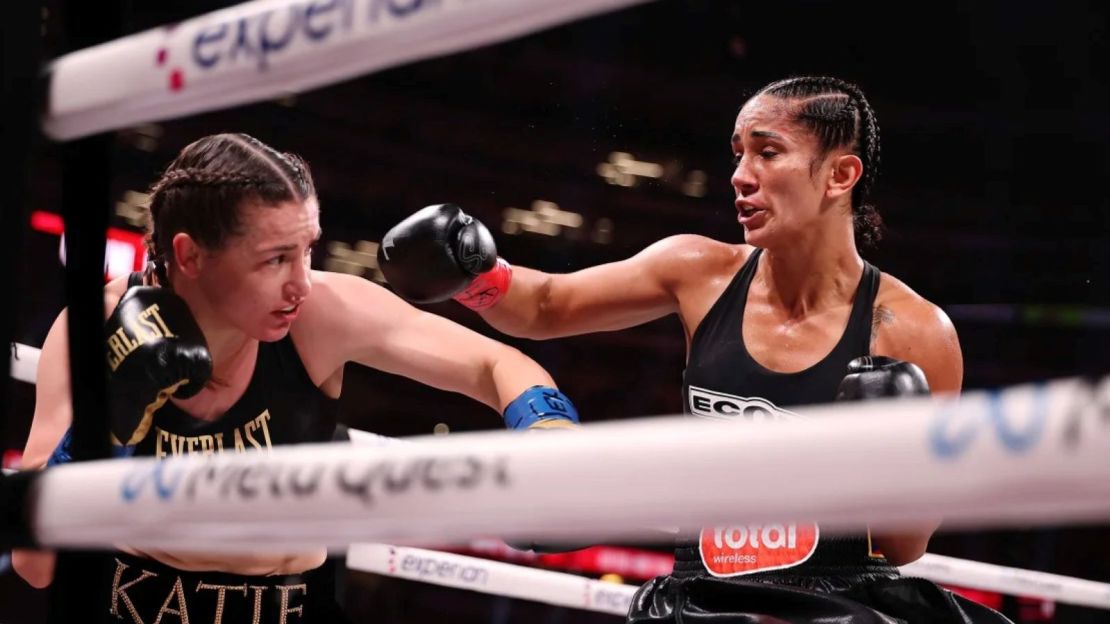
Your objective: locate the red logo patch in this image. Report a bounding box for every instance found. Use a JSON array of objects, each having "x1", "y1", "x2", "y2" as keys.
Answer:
[{"x1": 699, "y1": 523, "x2": 820, "y2": 577}]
